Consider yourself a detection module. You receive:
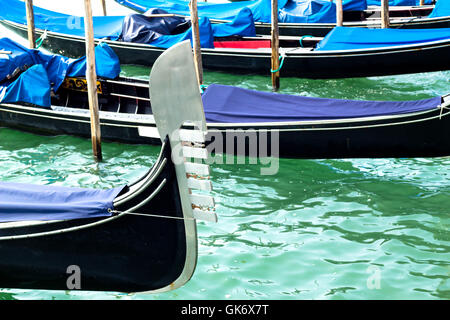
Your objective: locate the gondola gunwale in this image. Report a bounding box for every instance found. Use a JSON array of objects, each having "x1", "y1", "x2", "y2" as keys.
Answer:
[
  {"x1": 2, "y1": 19, "x2": 450, "y2": 57},
  {"x1": 117, "y1": 0, "x2": 450, "y2": 36},
  {"x1": 1, "y1": 94, "x2": 448, "y2": 130}
]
